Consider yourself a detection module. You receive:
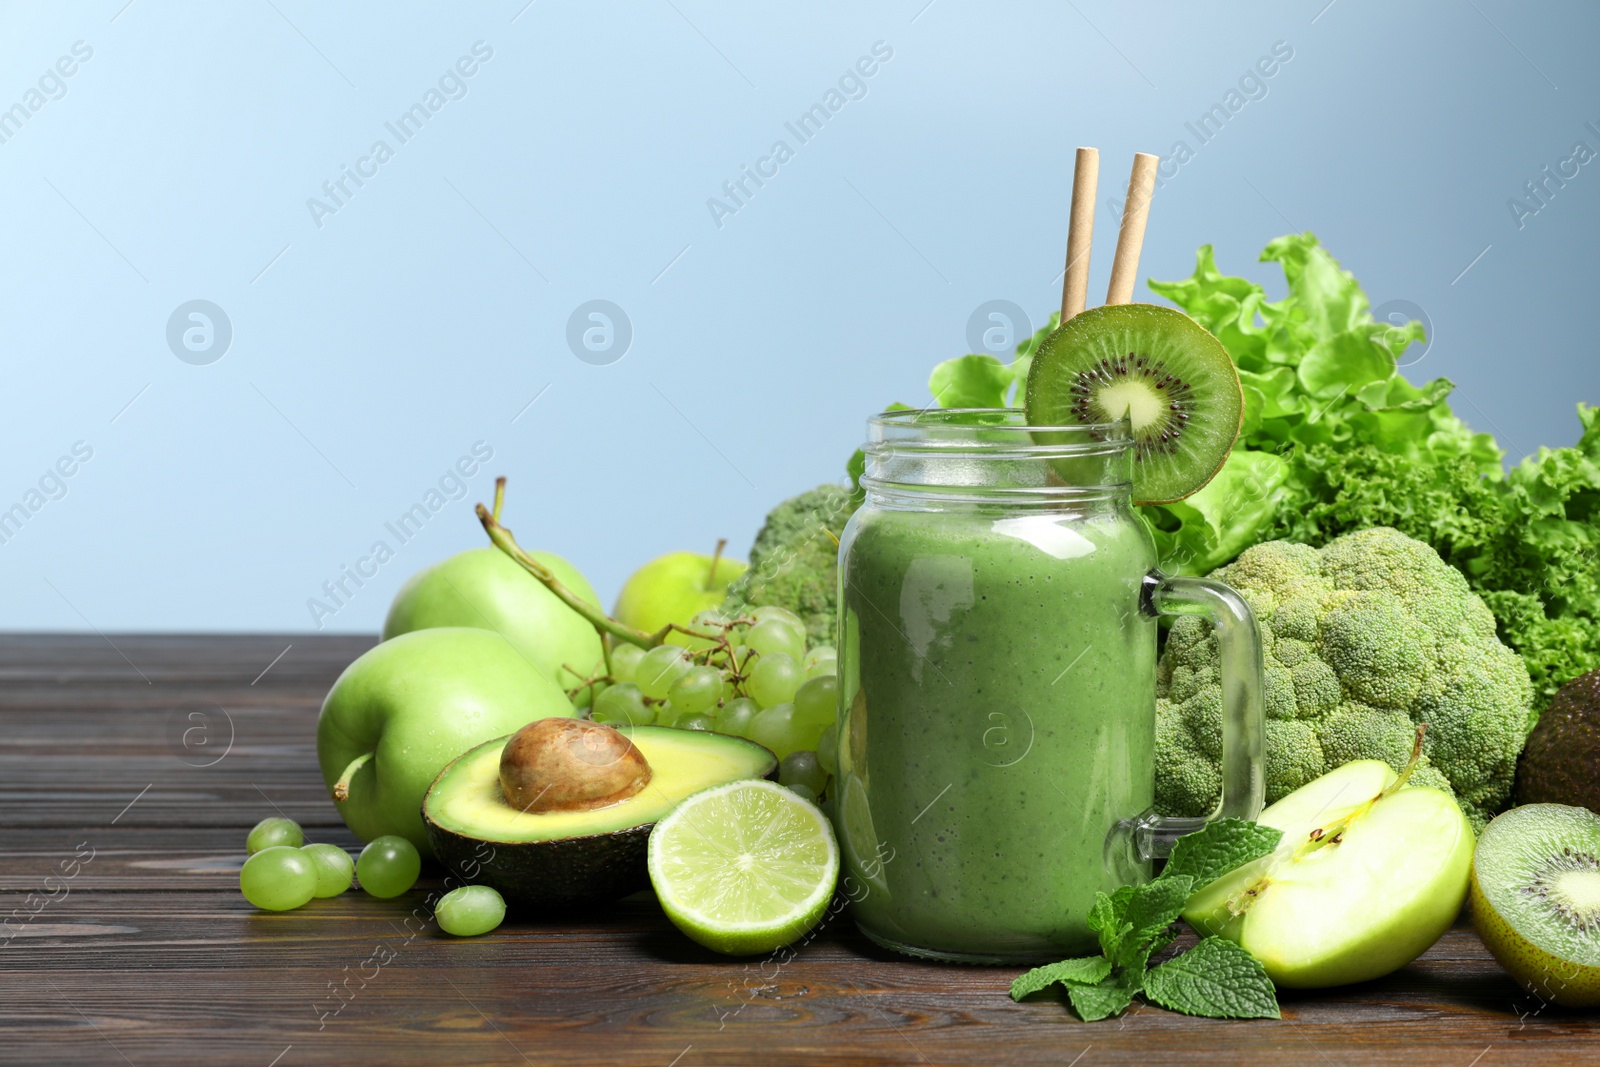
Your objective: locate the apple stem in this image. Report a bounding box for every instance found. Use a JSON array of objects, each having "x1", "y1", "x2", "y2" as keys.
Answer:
[
  {"x1": 1381, "y1": 723, "x2": 1429, "y2": 798},
  {"x1": 491, "y1": 476, "x2": 506, "y2": 523},
  {"x1": 706, "y1": 538, "x2": 728, "y2": 591},
  {"x1": 1276, "y1": 723, "x2": 1431, "y2": 874},
  {"x1": 331, "y1": 751, "x2": 373, "y2": 803}
]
